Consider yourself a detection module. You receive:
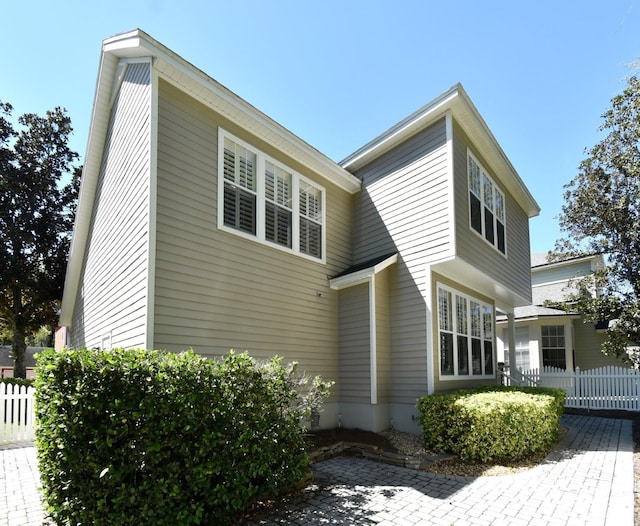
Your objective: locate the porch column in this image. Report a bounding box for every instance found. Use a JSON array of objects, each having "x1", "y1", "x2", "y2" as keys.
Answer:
[{"x1": 507, "y1": 313, "x2": 520, "y2": 383}]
